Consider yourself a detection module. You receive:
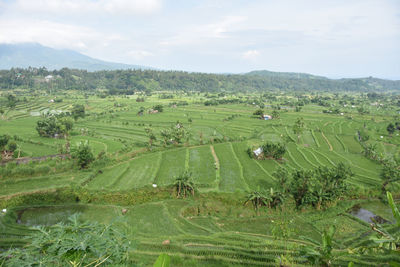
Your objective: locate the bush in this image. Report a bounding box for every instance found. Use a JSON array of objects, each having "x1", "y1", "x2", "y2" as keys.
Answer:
[
  {"x1": 7, "y1": 141, "x2": 17, "y2": 152},
  {"x1": 72, "y1": 141, "x2": 95, "y2": 169},
  {"x1": 0, "y1": 134, "x2": 10, "y2": 151},
  {"x1": 204, "y1": 100, "x2": 218, "y2": 106},
  {"x1": 153, "y1": 104, "x2": 164, "y2": 112},
  {"x1": 261, "y1": 142, "x2": 286, "y2": 160},
  {"x1": 253, "y1": 109, "x2": 264, "y2": 116},
  {"x1": 289, "y1": 163, "x2": 353, "y2": 209},
  {"x1": 36, "y1": 117, "x2": 74, "y2": 138}
]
